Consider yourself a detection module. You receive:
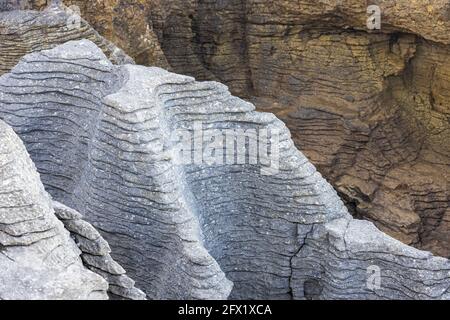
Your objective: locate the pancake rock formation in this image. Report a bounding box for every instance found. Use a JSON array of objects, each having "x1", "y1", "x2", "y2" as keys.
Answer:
[
  {"x1": 26, "y1": 0, "x2": 449, "y2": 257},
  {"x1": 0, "y1": 39, "x2": 448, "y2": 300},
  {"x1": 53, "y1": 201, "x2": 146, "y2": 300},
  {"x1": 0, "y1": 118, "x2": 107, "y2": 299},
  {"x1": 0, "y1": 119, "x2": 145, "y2": 300}
]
